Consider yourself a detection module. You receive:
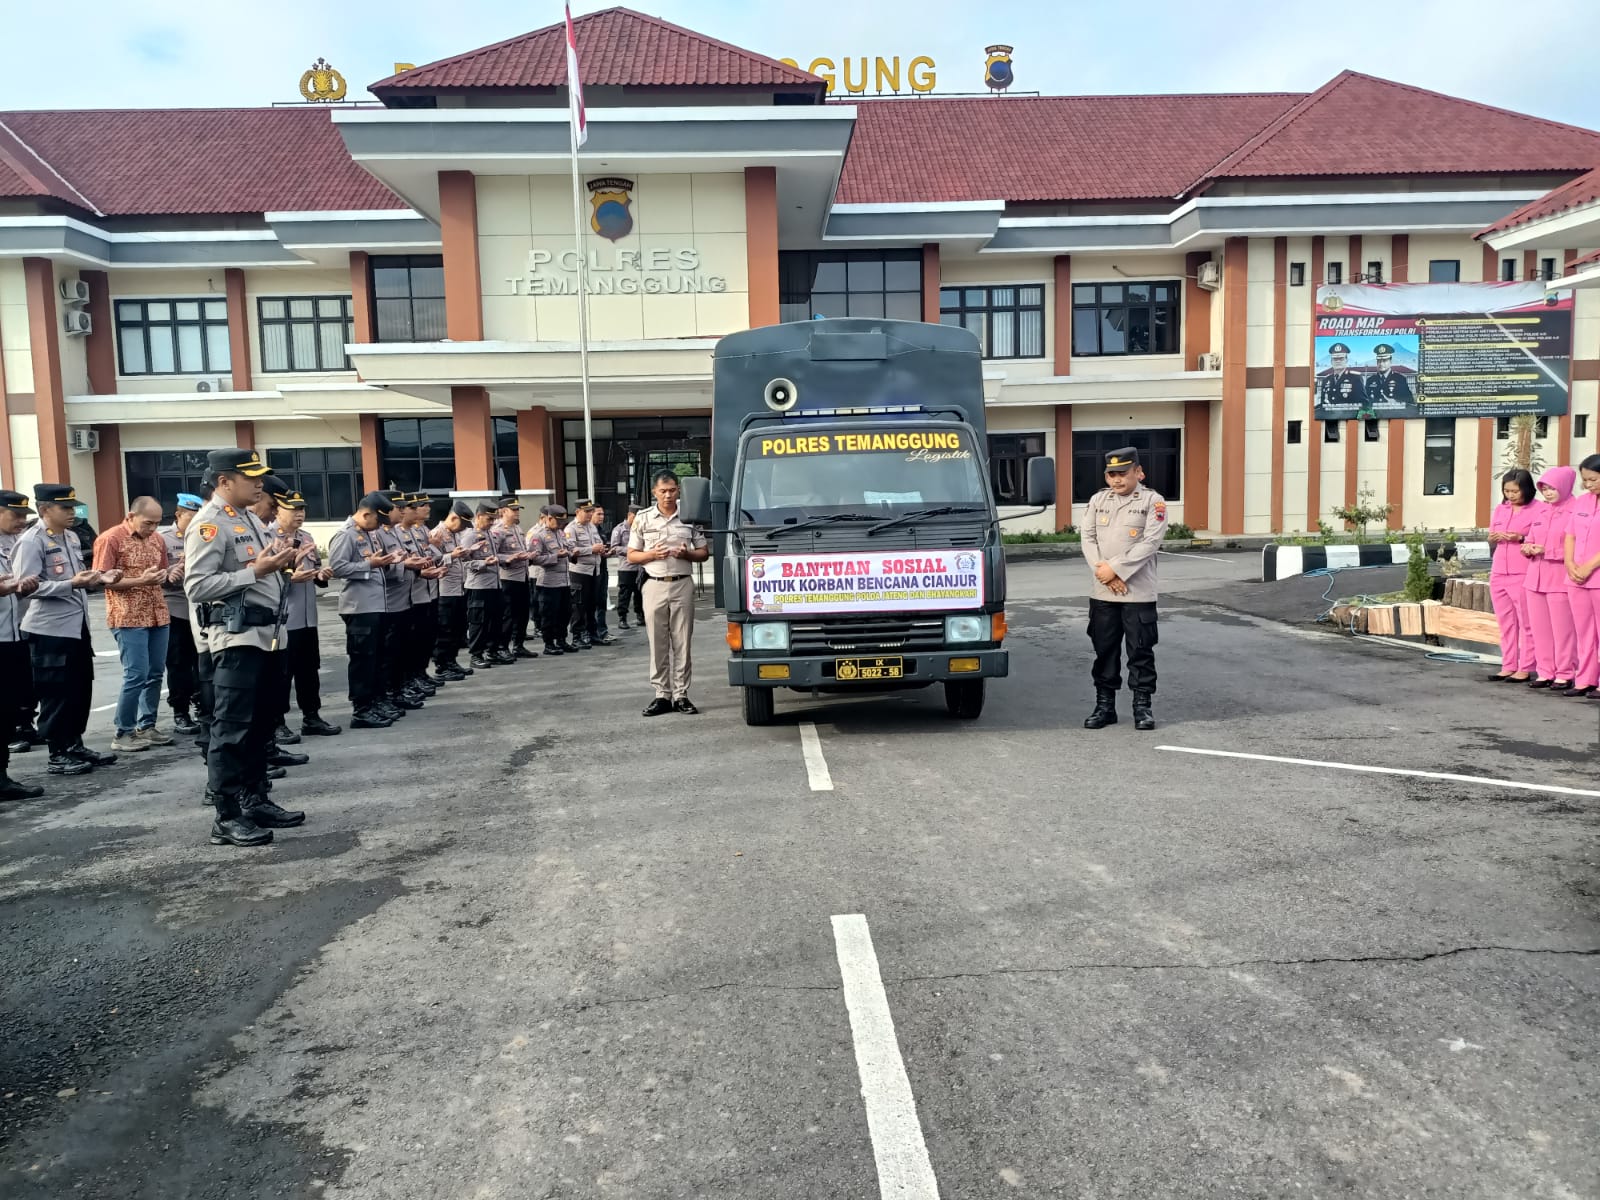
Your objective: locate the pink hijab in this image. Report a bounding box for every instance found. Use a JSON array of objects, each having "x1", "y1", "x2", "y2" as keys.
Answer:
[{"x1": 1538, "y1": 465, "x2": 1578, "y2": 508}]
